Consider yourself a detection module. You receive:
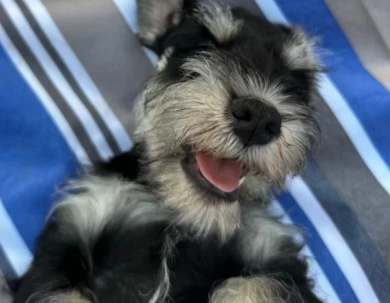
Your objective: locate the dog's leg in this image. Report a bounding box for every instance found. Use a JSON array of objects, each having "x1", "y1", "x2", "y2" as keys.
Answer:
[
  {"x1": 20, "y1": 290, "x2": 91, "y2": 303},
  {"x1": 14, "y1": 177, "x2": 172, "y2": 303},
  {"x1": 210, "y1": 276, "x2": 291, "y2": 303},
  {"x1": 227, "y1": 205, "x2": 323, "y2": 303},
  {"x1": 210, "y1": 275, "x2": 319, "y2": 303}
]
